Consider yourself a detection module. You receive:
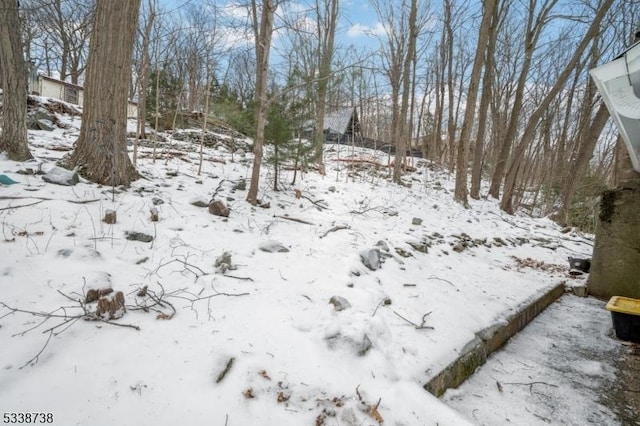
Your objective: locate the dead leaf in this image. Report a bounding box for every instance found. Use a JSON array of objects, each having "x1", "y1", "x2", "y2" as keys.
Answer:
[
  {"x1": 332, "y1": 396, "x2": 344, "y2": 407},
  {"x1": 369, "y1": 404, "x2": 384, "y2": 424},
  {"x1": 156, "y1": 313, "x2": 174, "y2": 320},
  {"x1": 258, "y1": 369, "x2": 271, "y2": 380},
  {"x1": 295, "y1": 189, "x2": 302, "y2": 199},
  {"x1": 315, "y1": 414, "x2": 325, "y2": 426},
  {"x1": 243, "y1": 388, "x2": 254, "y2": 399},
  {"x1": 496, "y1": 381, "x2": 503, "y2": 392},
  {"x1": 277, "y1": 391, "x2": 290, "y2": 403}
]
